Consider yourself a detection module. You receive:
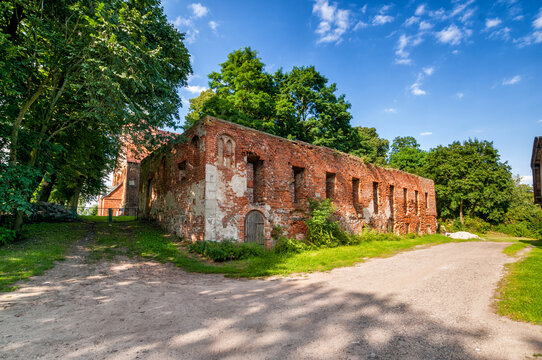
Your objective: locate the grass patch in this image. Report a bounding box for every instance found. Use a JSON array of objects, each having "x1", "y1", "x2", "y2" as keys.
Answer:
[
  {"x1": 502, "y1": 242, "x2": 531, "y2": 256},
  {"x1": 482, "y1": 231, "x2": 535, "y2": 243},
  {"x1": 79, "y1": 215, "x2": 136, "y2": 222},
  {"x1": 496, "y1": 240, "x2": 542, "y2": 325},
  {"x1": 91, "y1": 221, "x2": 470, "y2": 278},
  {"x1": 0, "y1": 222, "x2": 88, "y2": 292}
]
